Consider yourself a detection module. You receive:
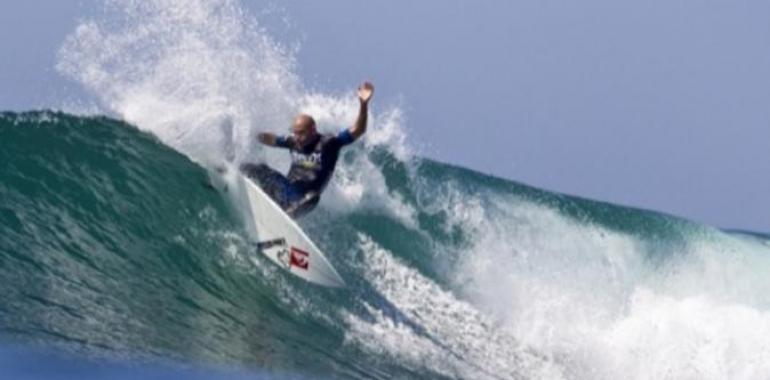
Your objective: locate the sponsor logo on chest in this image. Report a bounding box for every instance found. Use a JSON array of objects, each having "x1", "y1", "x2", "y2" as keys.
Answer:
[{"x1": 291, "y1": 151, "x2": 321, "y2": 169}]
